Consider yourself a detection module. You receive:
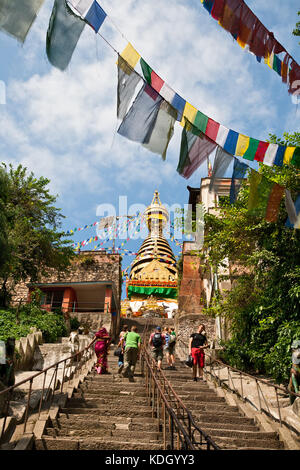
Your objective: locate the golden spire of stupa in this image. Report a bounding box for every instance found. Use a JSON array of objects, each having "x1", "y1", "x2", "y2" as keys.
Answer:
[{"x1": 129, "y1": 191, "x2": 177, "y2": 286}]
